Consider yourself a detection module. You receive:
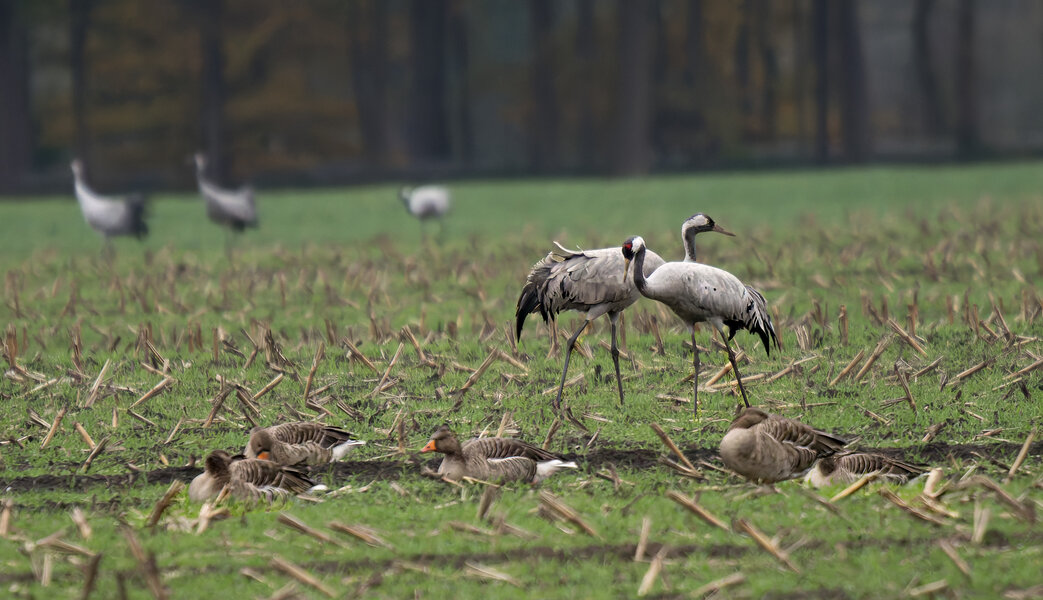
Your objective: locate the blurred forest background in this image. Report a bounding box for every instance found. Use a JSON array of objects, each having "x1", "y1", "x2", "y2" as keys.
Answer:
[{"x1": 2, "y1": 0, "x2": 1043, "y2": 193}]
